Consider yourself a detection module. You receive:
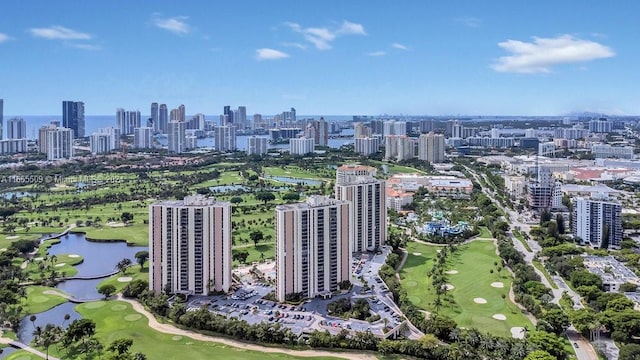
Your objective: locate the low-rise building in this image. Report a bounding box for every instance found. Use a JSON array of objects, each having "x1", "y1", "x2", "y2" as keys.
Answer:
[{"x1": 583, "y1": 256, "x2": 640, "y2": 292}]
